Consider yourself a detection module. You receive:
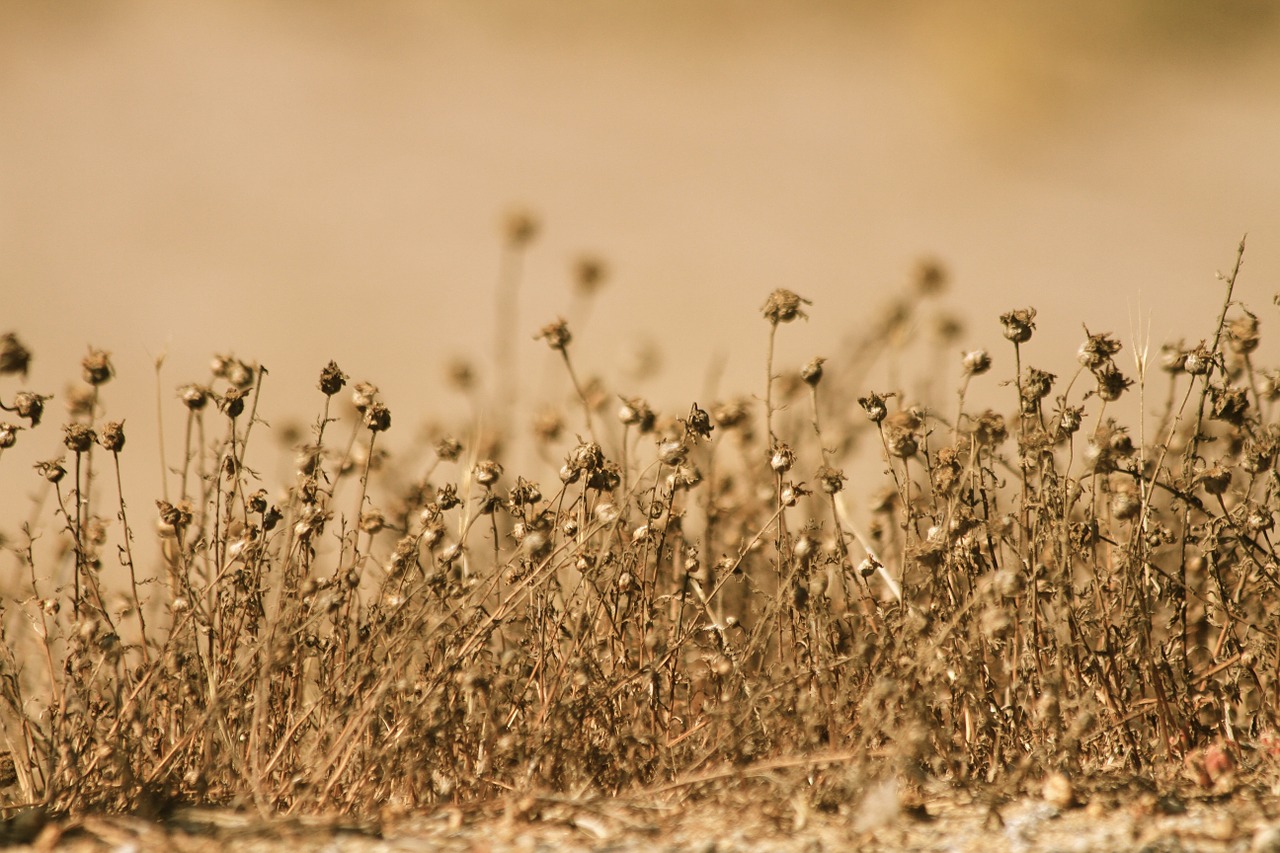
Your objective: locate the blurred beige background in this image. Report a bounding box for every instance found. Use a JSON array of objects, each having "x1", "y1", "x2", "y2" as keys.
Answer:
[{"x1": 3, "y1": 1, "x2": 1280, "y2": 509}]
